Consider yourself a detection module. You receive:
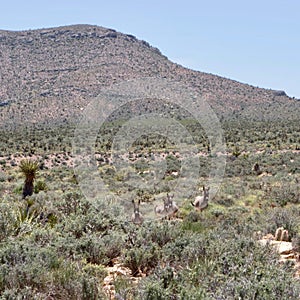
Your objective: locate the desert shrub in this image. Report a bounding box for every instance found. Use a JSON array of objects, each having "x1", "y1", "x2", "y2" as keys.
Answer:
[
  {"x1": 292, "y1": 234, "x2": 300, "y2": 253},
  {"x1": 0, "y1": 241, "x2": 60, "y2": 292},
  {"x1": 56, "y1": 213, "x2": 93, "y2": 239},
  {"x1": 147, "y1": 221, "x2": 178, "y2": 247},
  {"x1": 198, "y1": 229, "x2": 298, "y2": 298},
  {"x1": 121, "y1": 222, "x2": 180, "y2": 275},
  {"x1": 13, "y1": 184, "x2": 23, "y2": 195},
  {"x1": 0, "y1": 235, "x2": 106, "y2": 299},
  {"x1": 59, "y1": 190, "x2": 86, "y2": 214},
  {"x1": 123, "y1": 245, "x2": 160, "y2": 276},
  {"x1": 123, "y1": 221, "x2": 178, "y2": 249},
  {"x1": 0, "y1": 199, "x2": 17, "y2": 241},
  {"x1": 180, "y1": 218, "x2": 207, "y2": 233},
  {"x1": 132, "y1": 159, "x2": 150, "y2": 174},
  {"x1": 13, "y1": 203, "x2": 39, "y2": 236},
  {"x1": 74, "y1": 232, "x2": 124, "y2": 265},
  {"x1": 113, "y1": 277, "x2": 139, "y2": 300},
  {"x1": 161, "y1": 233, "x2": 207, "y2": 266},
  {"x1": 184, "y1": 210, "x2": 203, "y2": 222},
  {"x1": 136, "y1": 189, "x2": 153, "y2": 203},
  {"x1": 263, "y1": 207, "x2": 300, "y2": 238},
  {"x1": 165, "y1": 154, "x2": 181, "y2": 174},
  {"x1": 130, "y1": 223, "x2": 300, "y2": 299},
  {"x1": 225, "y1": 155, "x2": 254, "y2": 177},
  {"x1": 267, "y1": 183, "x2": 300, "y2": 206},
  {"x1": 198, "y1": 156, "x2": 211, "y2": 177},
  {"x1": 137, "y1": 279, "x2": 173, "y2": 299},
  {"x1": 0, "y1": 171, "x2": 7, "y2": 182},
  {"x1": 0, "y1": 196, "x2": 47, "y2": 239},
  {"x1": 214, "y1": 194, "x2": 235, "y2": 207},
  {"x1": 34, "y1": 180, "x2": 47, "y2": 193}
]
